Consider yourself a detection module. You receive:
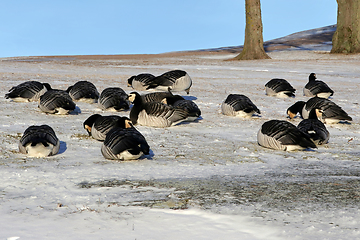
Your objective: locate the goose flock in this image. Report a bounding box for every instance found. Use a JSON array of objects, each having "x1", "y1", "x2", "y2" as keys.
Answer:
[{"x1": 5, "y1": 70, "x2": 352, "y2": 160}]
